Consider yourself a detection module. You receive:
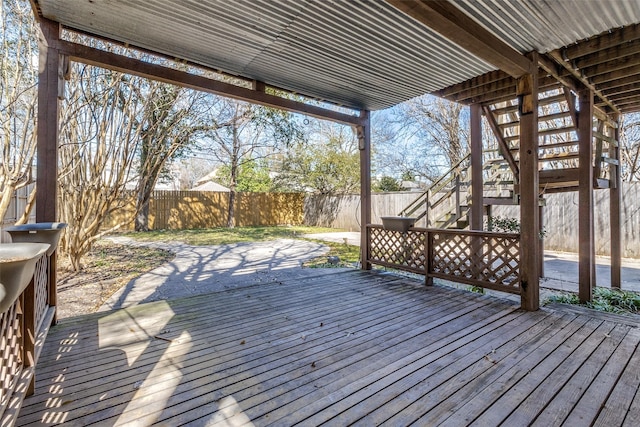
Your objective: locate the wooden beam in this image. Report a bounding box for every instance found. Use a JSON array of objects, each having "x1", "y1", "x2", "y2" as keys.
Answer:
[
  {"x1": 610, "y1": 114, "x2": 622, "y2": 289},
  {"x1": 517, "y1": 57, "x2": 540, "y2": 311},
  {"x1": 539, "y1": 168, "x2": 580, "y2": 184},
  {"x1": 578, "y1": 89, "x2": 594, "y2": 302},
  {"x1": 470, "y1": 104, "x2": 483, "y2": 231},
  {"x1": 358, "y1": 111, "x2": 372, "y2": 270},
  {"x1": 537, "y1": 54, "x2": 580, "y2": 94},
  {"x1": 385, "y1": 0, "x2": 533, "y2": 78},
  {"x1": 53, "y1": 40, "x2": 362, "y2": 126}
]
